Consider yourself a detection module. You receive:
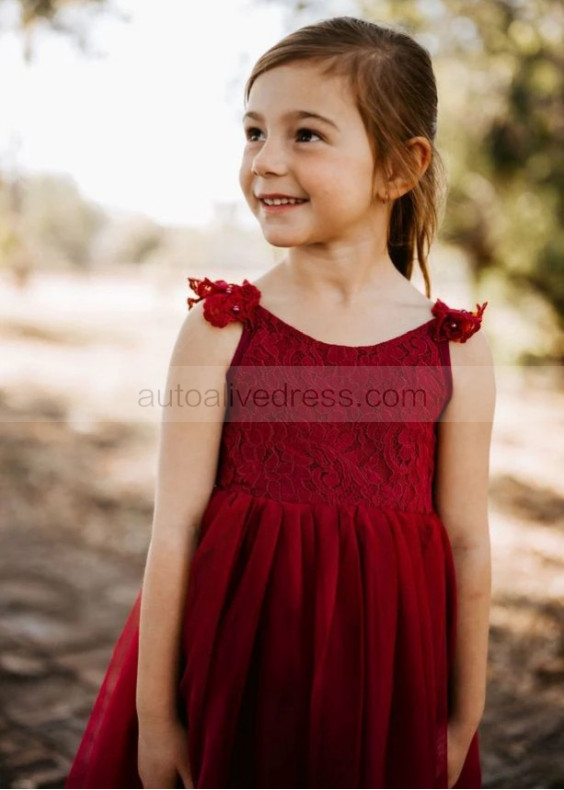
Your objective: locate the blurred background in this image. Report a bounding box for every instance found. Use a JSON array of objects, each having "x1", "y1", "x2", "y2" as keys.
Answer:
[{"x1": 0, "y1": 0, "x2": 563, "y2": 787}]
